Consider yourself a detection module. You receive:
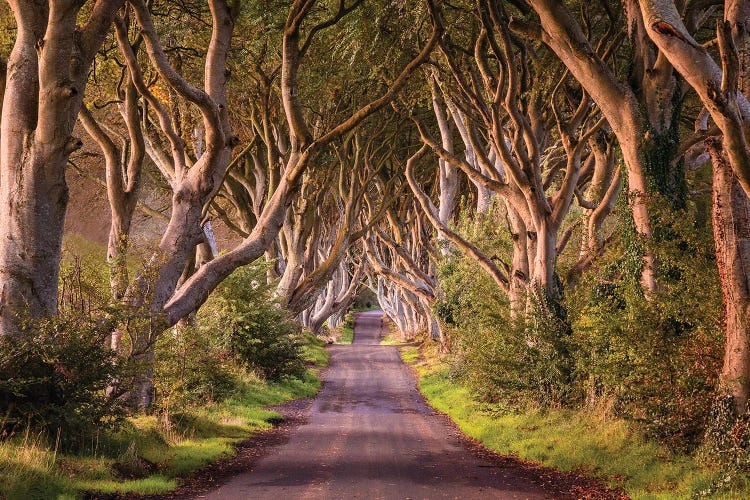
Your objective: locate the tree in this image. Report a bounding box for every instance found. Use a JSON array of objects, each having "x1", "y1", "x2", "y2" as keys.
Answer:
[
  {"x1": 634, "y1": 0, "x2": 750, "y2": 415},
  {"x1": 0, "y1": 0, "x2": 126, "y2": 337},
  {"x1": 517, "y1": 0, "x2": 716, "y2": 294},
  {"x1": 406, "y1": 0, "x2": 618, "y2": 319}
]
